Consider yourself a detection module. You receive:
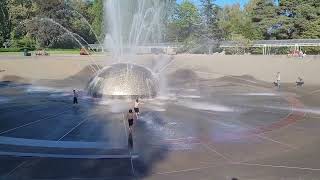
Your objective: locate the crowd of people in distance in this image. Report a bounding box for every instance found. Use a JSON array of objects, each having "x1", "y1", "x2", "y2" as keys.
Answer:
[
  {"x1": 35, "y1": 49, "x2": 49, "y2": 56},
  {"x1": 288, "y1": 50, "x2": 306, "y2": 58}
]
